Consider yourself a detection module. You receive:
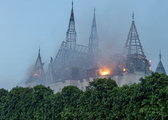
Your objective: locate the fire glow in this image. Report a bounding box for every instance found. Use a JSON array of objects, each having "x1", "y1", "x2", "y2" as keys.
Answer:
[
  {"x1": 33, "y1": 73, "x2": 39, "y2": 77},
  {"x1": 99, "y1": 67, "x2": 111, "y2": 76}
]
